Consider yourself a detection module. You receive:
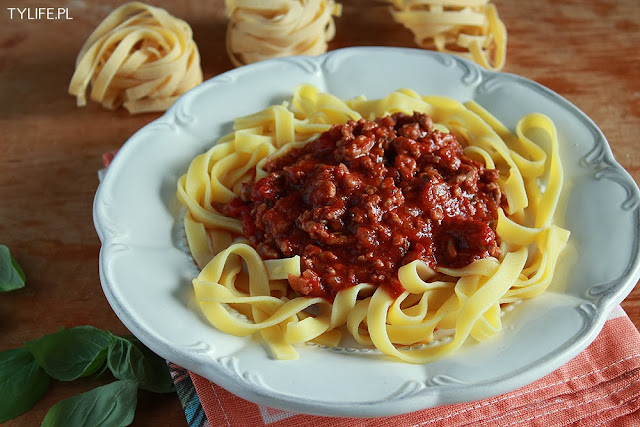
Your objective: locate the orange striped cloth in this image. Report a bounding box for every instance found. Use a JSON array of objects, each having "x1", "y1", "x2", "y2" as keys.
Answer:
[{"x1": 100, "y1": 150, "x2": 640, "y2": 426}]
